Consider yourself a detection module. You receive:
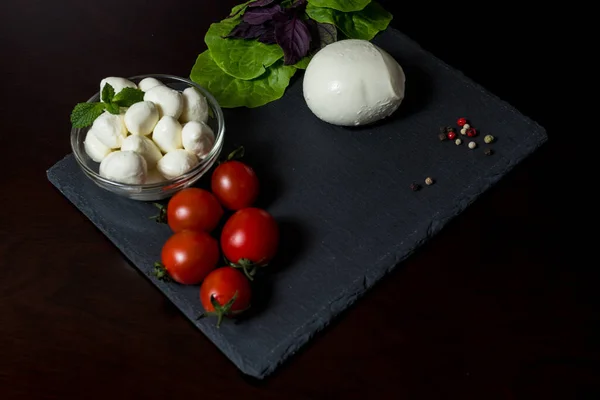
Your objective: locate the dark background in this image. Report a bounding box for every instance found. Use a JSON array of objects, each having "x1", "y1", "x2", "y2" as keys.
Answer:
[{"x1": 0, "y1": 1, "x2": 590, "y2": 399}]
